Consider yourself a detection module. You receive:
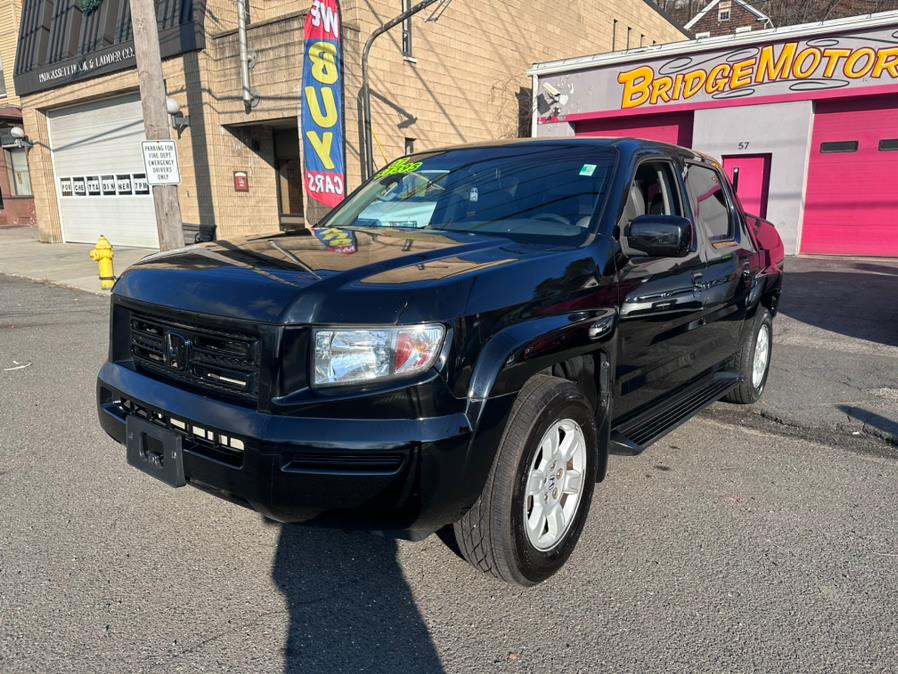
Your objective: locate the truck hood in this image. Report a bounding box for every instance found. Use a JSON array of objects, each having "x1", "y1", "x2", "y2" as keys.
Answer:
[{"x1": 113, "y1": 227, "x2": 548, "y2": 324}]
